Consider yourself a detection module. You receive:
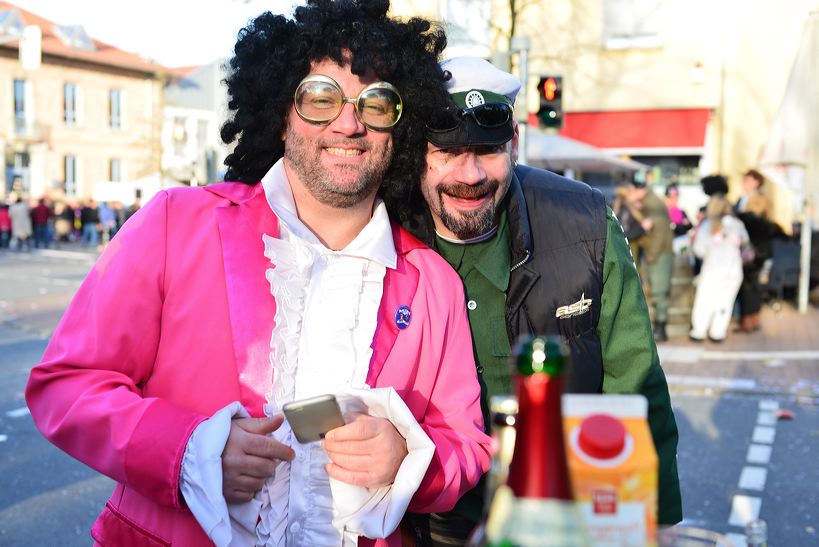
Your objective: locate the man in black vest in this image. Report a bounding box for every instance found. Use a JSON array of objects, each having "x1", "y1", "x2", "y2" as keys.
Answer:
[{"x1": 403, "y1": 57, "x2": 681, "y2": 543}]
